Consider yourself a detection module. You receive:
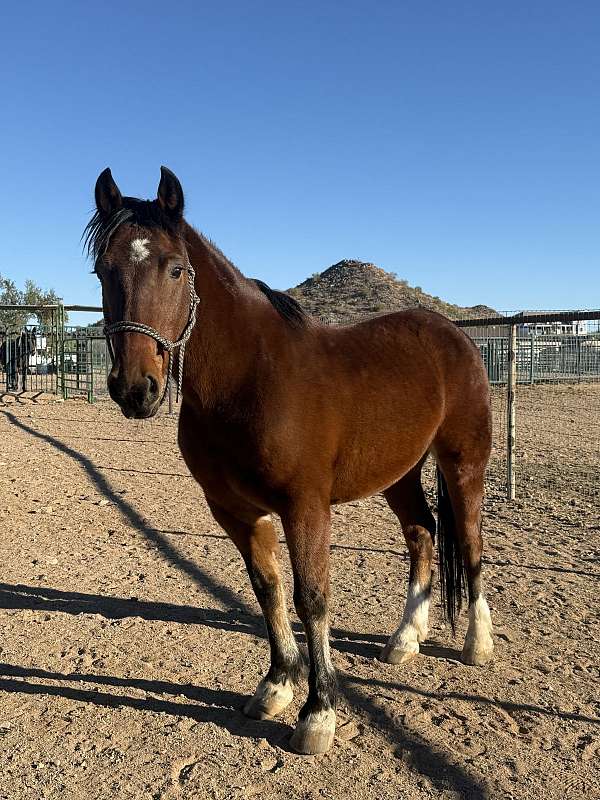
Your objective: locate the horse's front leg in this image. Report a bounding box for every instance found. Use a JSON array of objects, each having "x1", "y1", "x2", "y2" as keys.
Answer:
[
  {"x1": 206, "y1": 500, "x2": 304, "y2": 718},
  {"x1": 282, "y1": 500, "x2": 337, "y2": 755}
]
